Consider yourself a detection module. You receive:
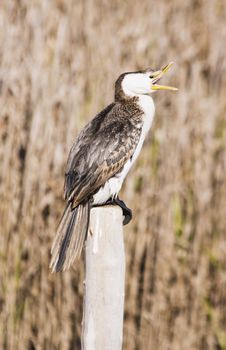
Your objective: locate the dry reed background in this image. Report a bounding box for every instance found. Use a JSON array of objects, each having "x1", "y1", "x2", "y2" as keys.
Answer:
[{"x1": 0, "y1": 0, "x2": 226, "y2": 349}]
